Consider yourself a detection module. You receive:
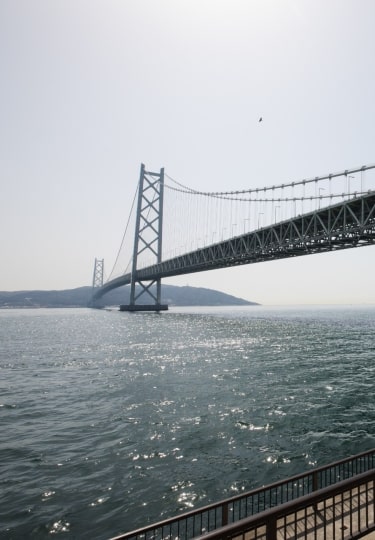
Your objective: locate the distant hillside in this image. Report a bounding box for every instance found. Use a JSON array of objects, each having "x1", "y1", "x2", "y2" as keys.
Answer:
[{"x1": 0, "y1": 285, "x2": 258, "y2": 308}]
